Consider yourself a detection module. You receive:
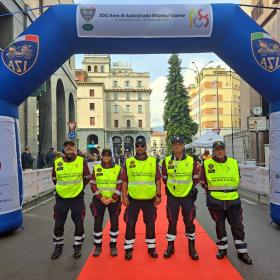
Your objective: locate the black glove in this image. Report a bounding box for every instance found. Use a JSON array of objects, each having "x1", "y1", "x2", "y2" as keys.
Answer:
[{"x1": 189, "y1": 187, "x2": 198, "y2": 201}]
